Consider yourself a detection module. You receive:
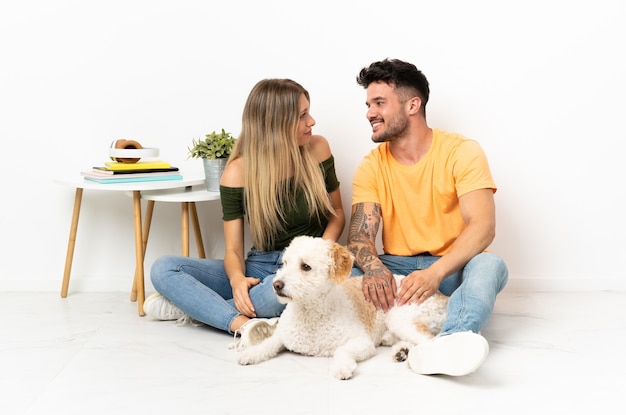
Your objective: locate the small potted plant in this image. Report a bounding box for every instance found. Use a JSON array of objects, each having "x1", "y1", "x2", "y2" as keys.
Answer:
[{"x1": 188, "y1": 129, "x2": 236, "y2": 191}]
